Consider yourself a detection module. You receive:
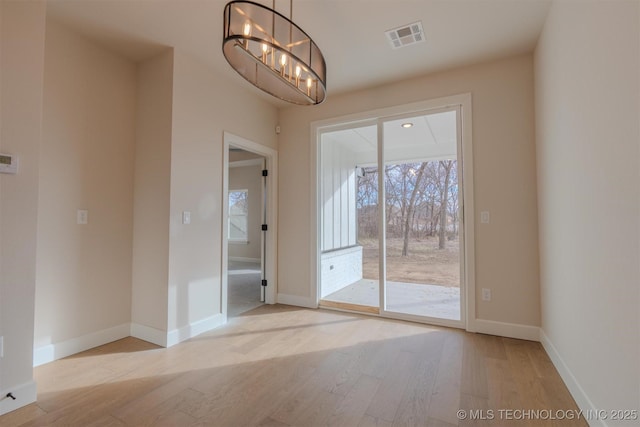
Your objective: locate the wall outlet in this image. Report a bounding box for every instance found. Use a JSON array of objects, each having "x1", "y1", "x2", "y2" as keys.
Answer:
[
  {"x1": 480, "y1": 211, "x2": 490, "y2": 224},
  {"x1": 182, "y1": 211, "x2": 191, "y2": 225},
  {"x1": 482, "y1": 288, "x2": 492, "y2": 301}
]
